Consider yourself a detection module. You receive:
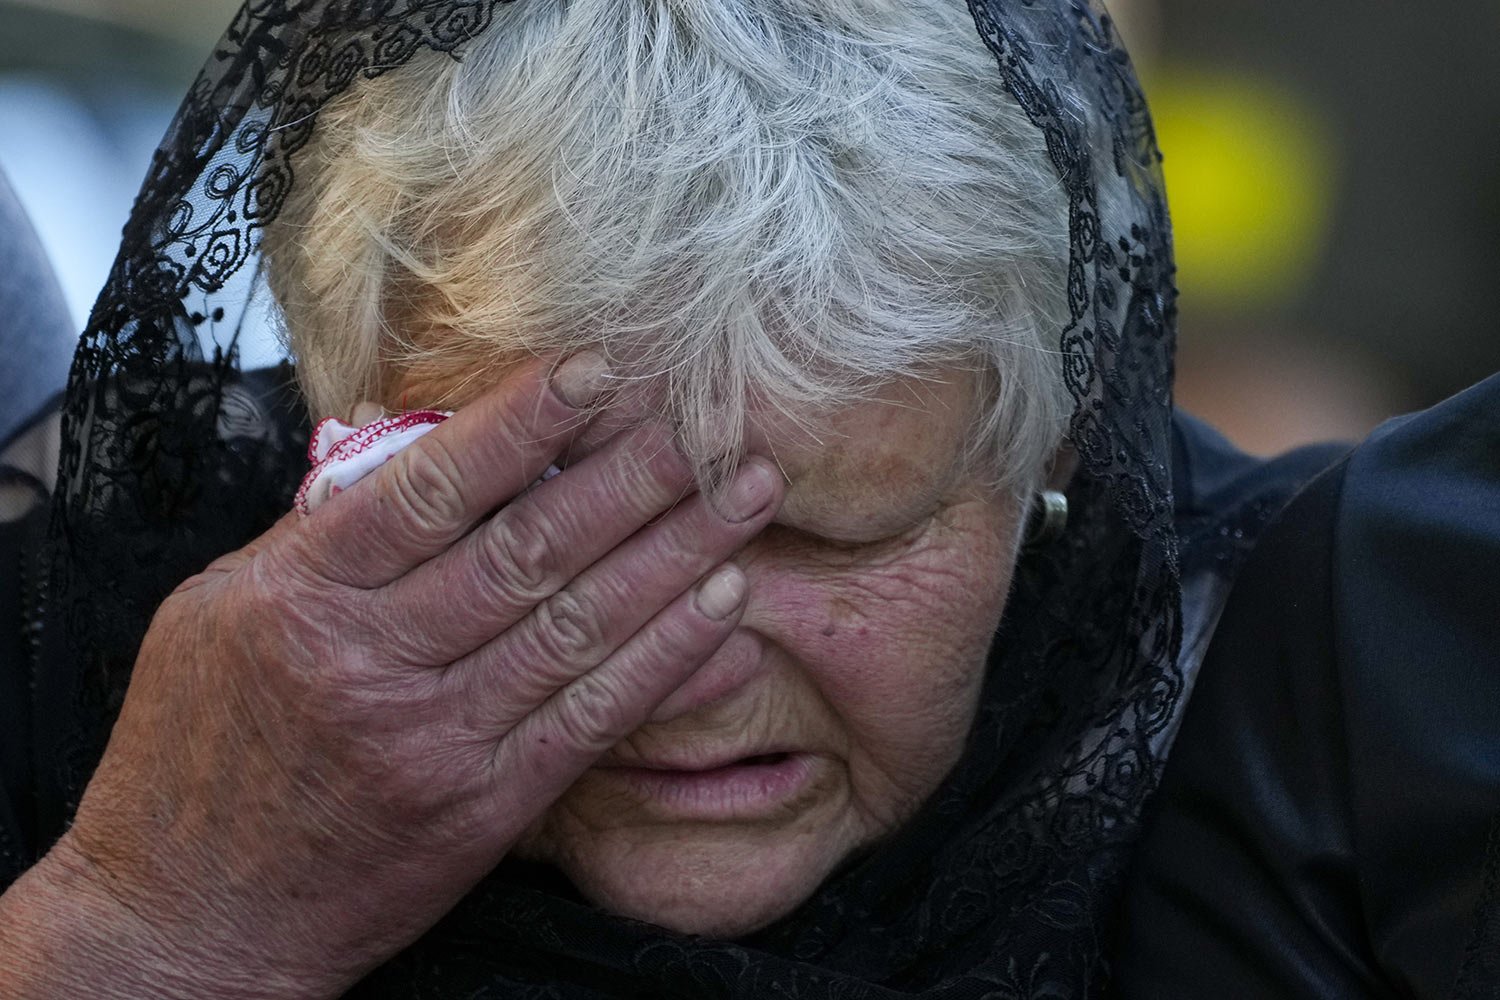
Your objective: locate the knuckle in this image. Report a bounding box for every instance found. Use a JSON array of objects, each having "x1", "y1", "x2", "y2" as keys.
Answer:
[
  {"x1": 386, "y1": 435, "x2": 468, "y2": 533},
  {"x1": 493, "y1": 395, "x2": 545, "y2": 452},
  {"x1": 651, "y1": 609, "x2": 713, "y2": 661},
  {"x1": 618, "y1": 433, "x2": 691, "y2": 508},
  {"x1": 553, "y1": 670, "x2": 636, "y2": 752},
  {"x1": 480, "y1": 503, "x2": 555, "y2": 598},
  {"x1": 232, "y1": 576, "x2": 305, "y2": 652},
  {"x1": 235, "y1": 554, "x2": 406, "y2": 690},
  {"x1": 614, "y1": 447, "x2": 670, "y2": 503},
  {"x1": 530, "y1": 588, "x2": 609, "y2": 664},
  {"x1": 650, "y1": 532, "x2": 701, "y2": 578},
  {"x1": 243, "y1": 553, "x2": 344, "y2": 646}
]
